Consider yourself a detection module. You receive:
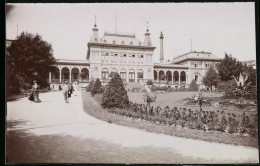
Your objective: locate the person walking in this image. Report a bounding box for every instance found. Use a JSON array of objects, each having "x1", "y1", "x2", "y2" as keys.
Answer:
[
  {"x1": 63, "y1": 81, "x2": 69, "y2": 103},
  {"x1": 31, "y1": 80, "x2": 41, "y2": 103}
]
